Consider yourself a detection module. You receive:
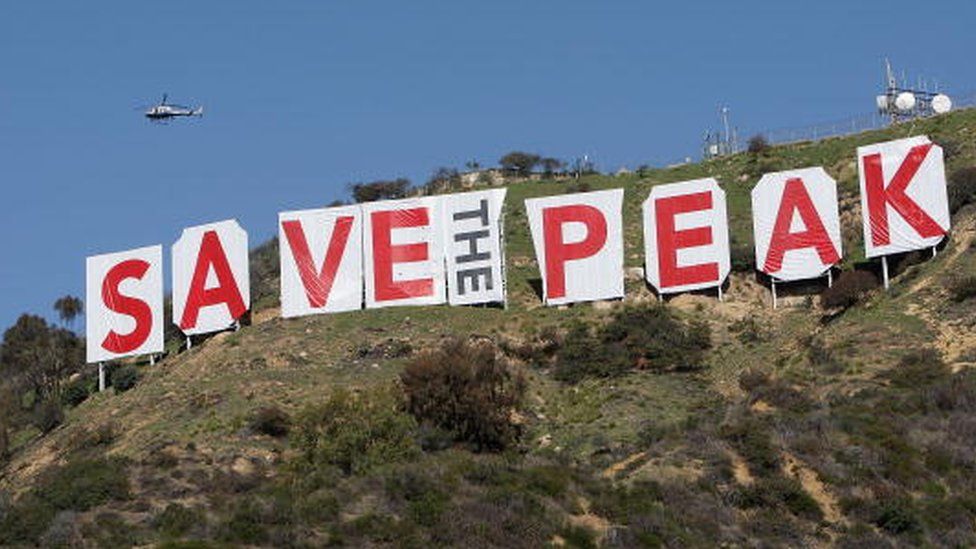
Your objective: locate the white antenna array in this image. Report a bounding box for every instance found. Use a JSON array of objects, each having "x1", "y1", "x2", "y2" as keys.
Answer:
[
  {"x1": 703, "y1": 106, "x2": 738, "y2": 159},
  {"x1": 876, "y1": 58, "x2": 953, "y2": 122}
]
